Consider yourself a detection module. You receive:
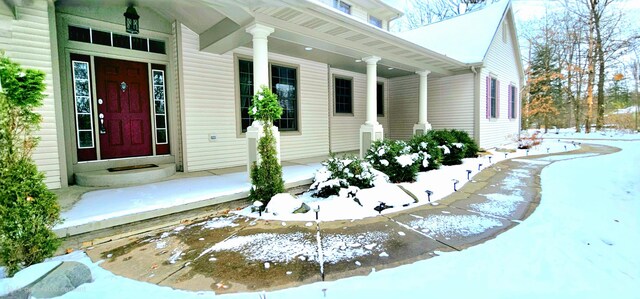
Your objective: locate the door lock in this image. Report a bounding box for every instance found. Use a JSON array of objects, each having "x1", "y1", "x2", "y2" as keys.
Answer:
[{"x1": 98, "y1": 113, "x2": 106, "y2": 134}]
